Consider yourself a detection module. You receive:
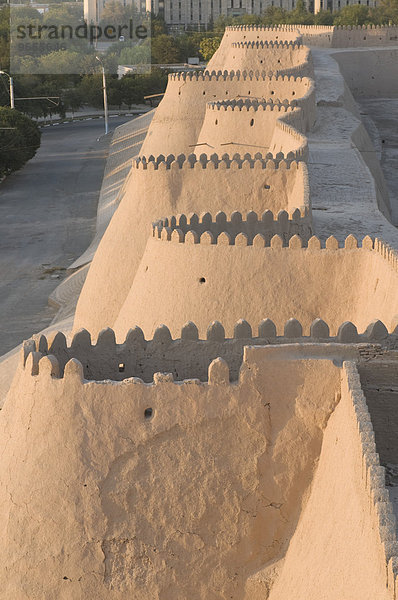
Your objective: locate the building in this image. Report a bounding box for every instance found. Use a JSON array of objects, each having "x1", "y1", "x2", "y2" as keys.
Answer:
[
  {"x1": 152, "y1": 0, "x2": 309, "y2": 28},
  {"x1": 84, "y1": 0, "x2": 151, "y2": 25},
  {"x1": 314, "y1": 0, "x2": 378, "y2": 12}
]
